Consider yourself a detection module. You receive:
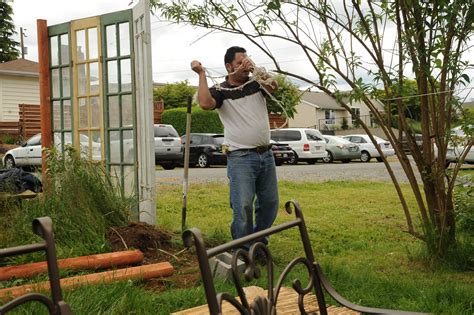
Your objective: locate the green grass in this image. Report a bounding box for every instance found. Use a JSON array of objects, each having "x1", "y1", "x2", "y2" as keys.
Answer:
[
  {"x1": 156, "y1": 180, "x2": 474, "y2": 314},
  {"x1": 2, "y1": 177, "x2": 473, "y2": 314}
]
